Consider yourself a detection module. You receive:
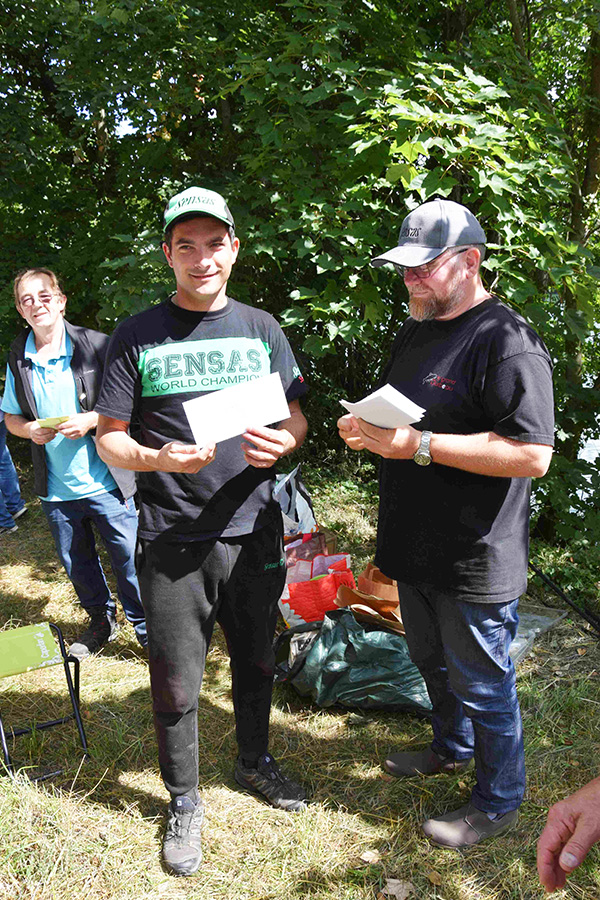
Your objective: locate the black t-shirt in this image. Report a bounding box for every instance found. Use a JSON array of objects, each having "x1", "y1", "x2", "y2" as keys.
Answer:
[
  {"x1": 374, "y1": 297, "x2": 554, "y2": 602},
  {"x1": 96, "y1": 298, "x2": 307, "y2": 541}
]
